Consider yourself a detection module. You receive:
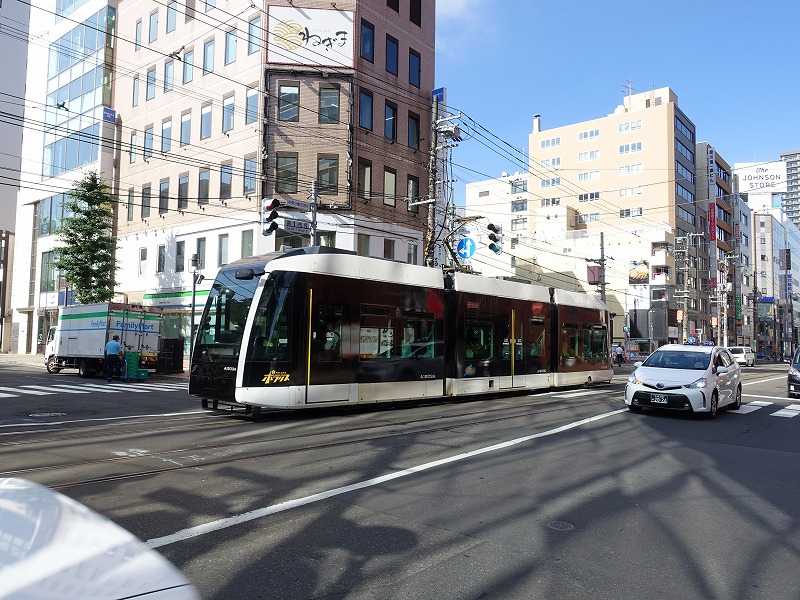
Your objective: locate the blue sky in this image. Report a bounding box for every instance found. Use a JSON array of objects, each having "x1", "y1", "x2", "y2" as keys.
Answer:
[{"x1": 435, "y1": 0, "x2": 800, "y2": 204}]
